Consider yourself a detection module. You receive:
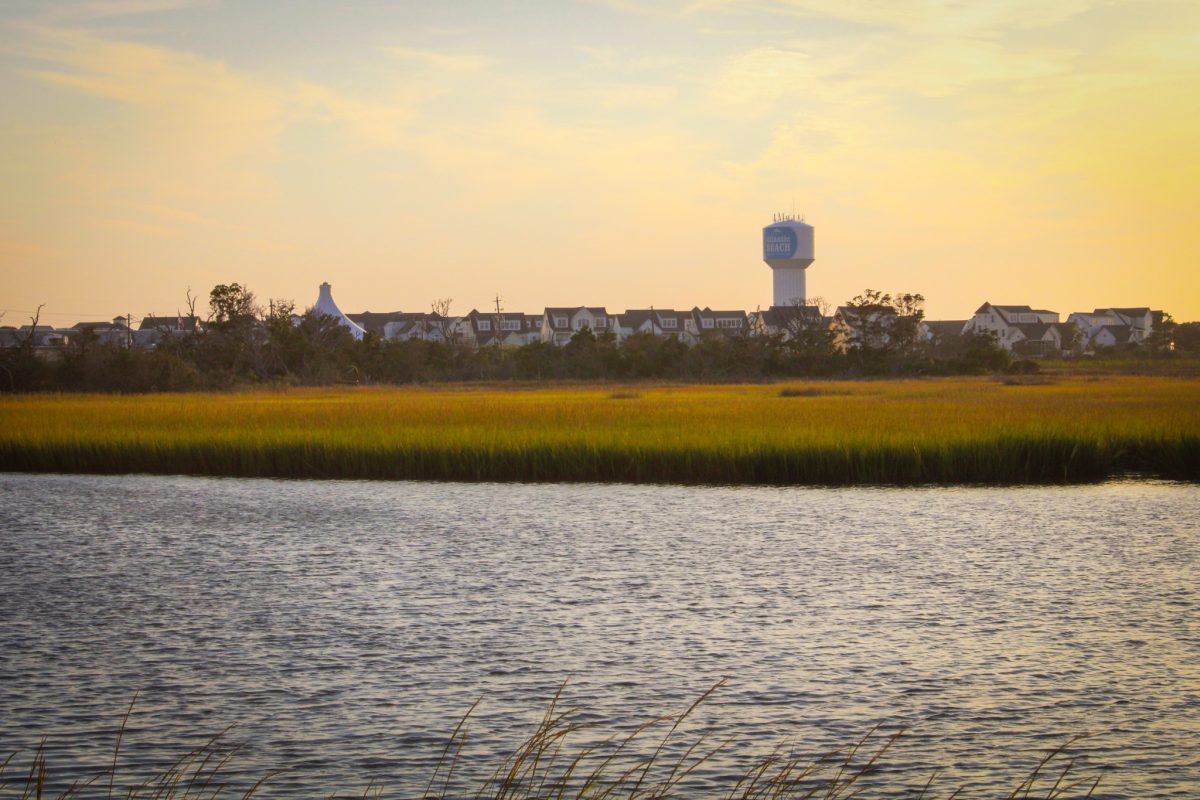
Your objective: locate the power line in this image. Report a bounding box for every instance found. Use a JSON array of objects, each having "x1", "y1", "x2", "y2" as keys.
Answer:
[{"x1": 2, "y1": 308, "x2": 132, "y2": 320}]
